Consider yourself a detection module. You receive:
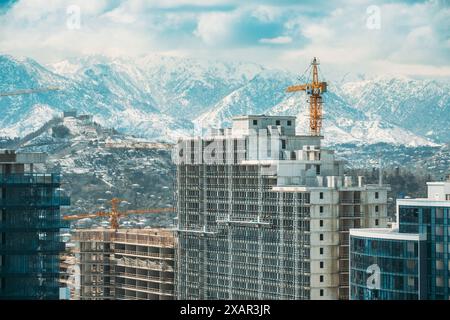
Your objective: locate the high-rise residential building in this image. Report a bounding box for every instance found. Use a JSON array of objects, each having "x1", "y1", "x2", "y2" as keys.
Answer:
[
  {"x1": 72, "y1": 228, "x2": 175, "y2": 300},
  {"x1": 0, "y1": 150, "x2": 69, "y2": 299},
  {"x1": 350, "y1": 178, "x2": 450, "y2": 300},
  {"x1": 174, "y1": 115, "x2": 389, "y2": 300}
]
